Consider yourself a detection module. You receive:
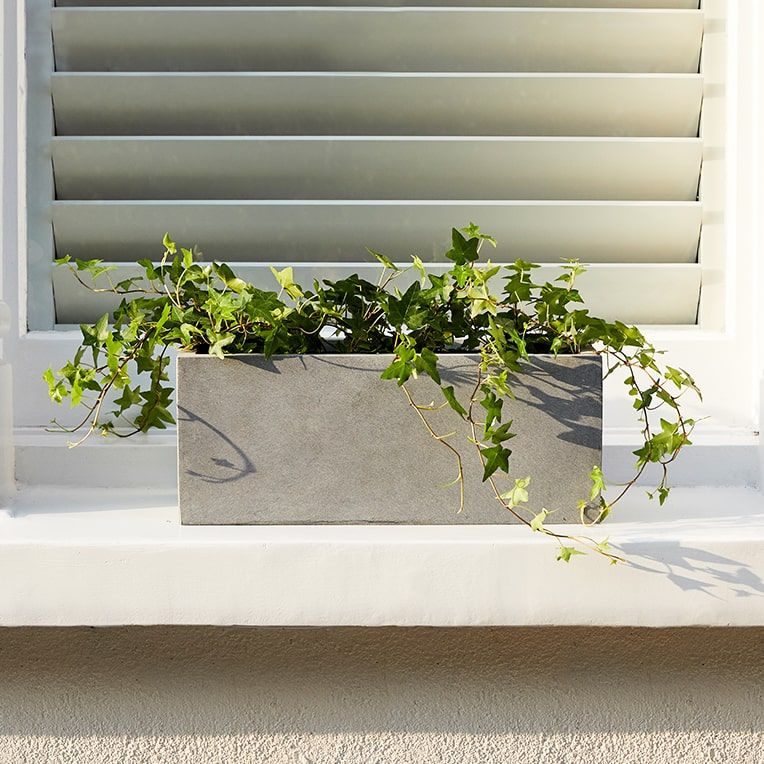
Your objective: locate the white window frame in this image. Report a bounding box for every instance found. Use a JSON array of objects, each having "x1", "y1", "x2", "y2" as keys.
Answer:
[{"x1": 1, "y1": 0, "x2": 762, "y2": 491}]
